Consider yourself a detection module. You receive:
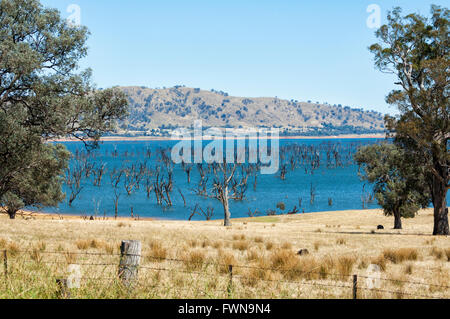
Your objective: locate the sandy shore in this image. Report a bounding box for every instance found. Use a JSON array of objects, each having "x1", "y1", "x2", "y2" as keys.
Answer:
[{"x1": 49, "y1": 133, "x2": 386, "y2": 143}]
